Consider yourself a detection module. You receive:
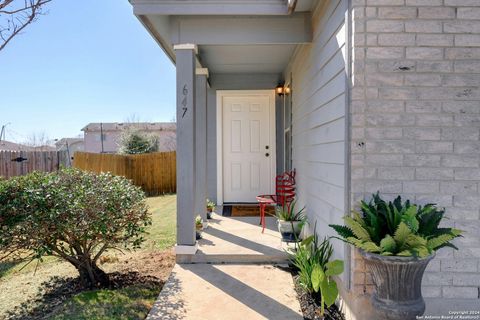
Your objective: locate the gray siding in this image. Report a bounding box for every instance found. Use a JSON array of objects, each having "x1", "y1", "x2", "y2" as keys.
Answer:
[{"x1": 284, "y1": 0, "x2": 348, "y2": 261}]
